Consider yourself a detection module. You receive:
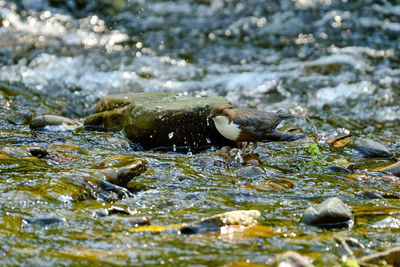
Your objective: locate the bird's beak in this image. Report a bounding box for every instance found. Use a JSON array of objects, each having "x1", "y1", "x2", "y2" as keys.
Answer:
[{"x1": 207, "y1": 114, "x2": 214, "y2": 119}]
